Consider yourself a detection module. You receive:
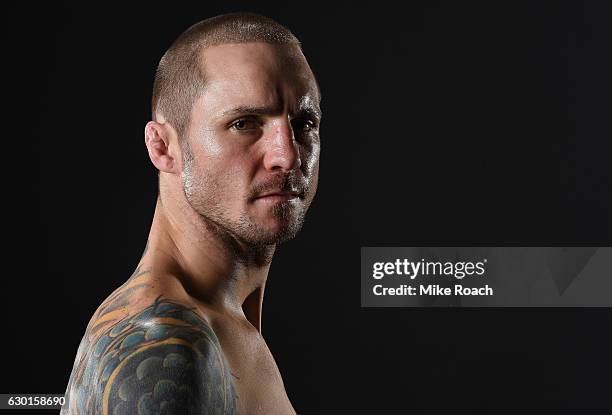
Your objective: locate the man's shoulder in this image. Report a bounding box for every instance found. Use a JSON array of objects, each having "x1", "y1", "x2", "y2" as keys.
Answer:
[
  {"x1": 86, "y1": 267, "x2": 194, "y2": 337},
  {"x1": 64, "y1": 282, "x2": 237, "y2": 414}
]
